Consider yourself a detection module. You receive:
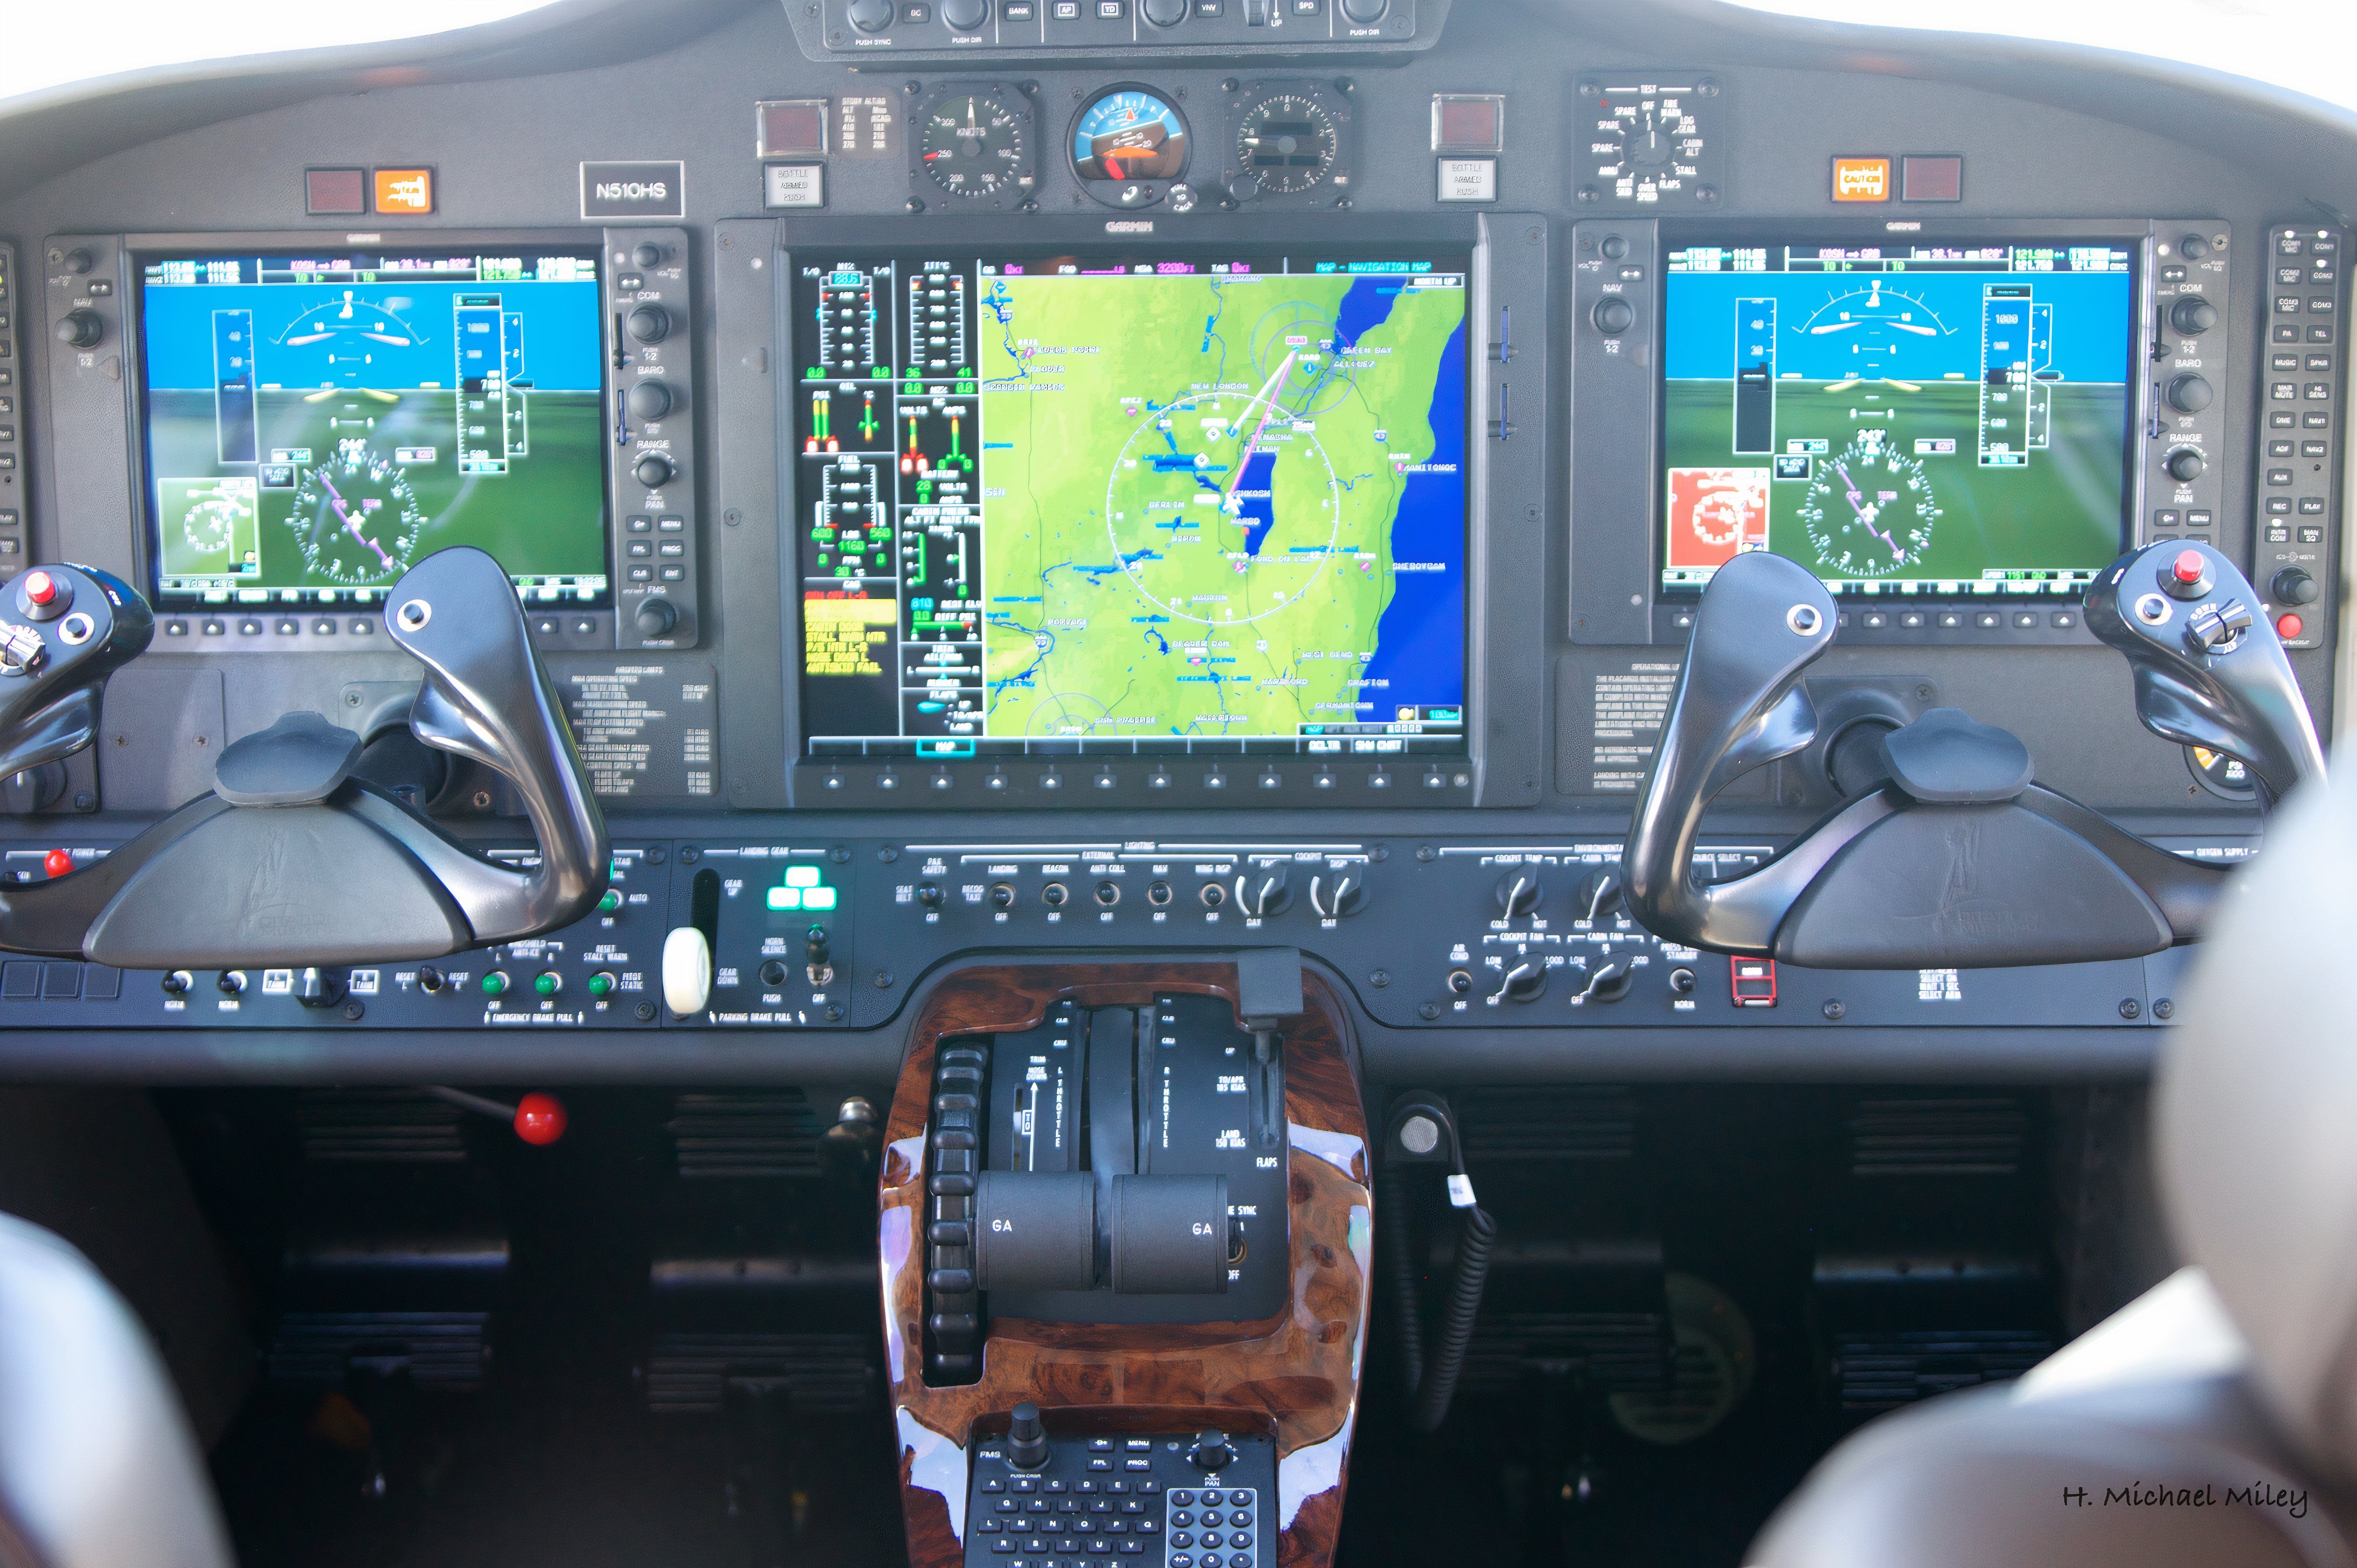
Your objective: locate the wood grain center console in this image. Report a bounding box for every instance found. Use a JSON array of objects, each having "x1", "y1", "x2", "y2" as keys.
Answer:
[{"x1": 879, "y1": 962, "x2": 1371, "y2": 1568}]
